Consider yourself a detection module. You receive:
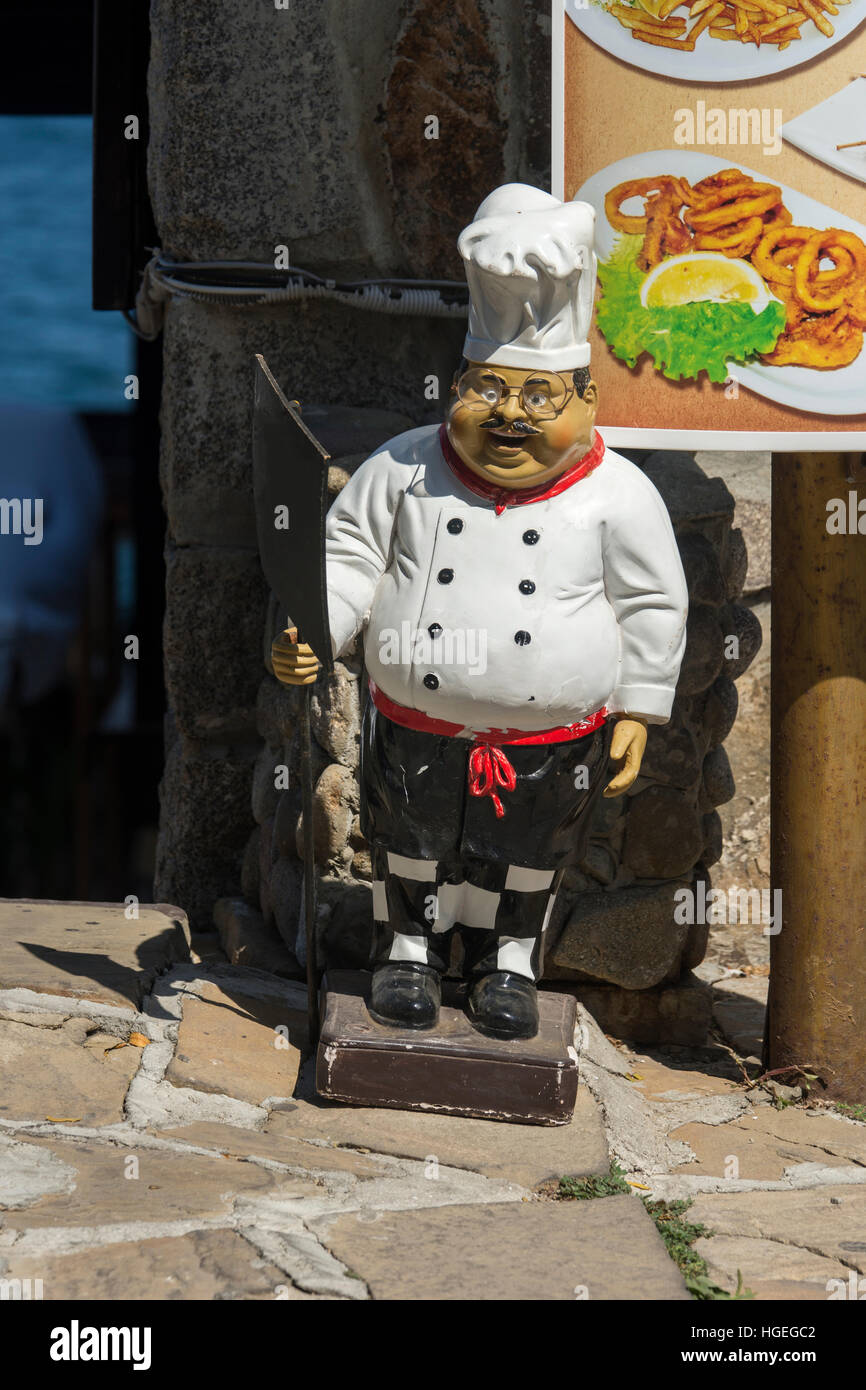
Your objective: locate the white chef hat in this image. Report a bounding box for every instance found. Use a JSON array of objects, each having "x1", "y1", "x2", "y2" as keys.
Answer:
[{"x1": 457, "y1": 183, "x2": 597, "y2": 371}]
